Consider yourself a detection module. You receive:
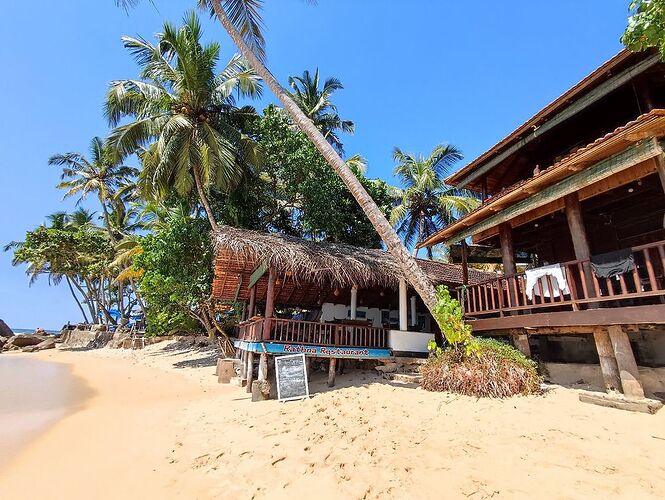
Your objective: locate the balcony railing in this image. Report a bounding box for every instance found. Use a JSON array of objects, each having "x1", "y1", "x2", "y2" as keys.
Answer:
[
  {"x1": 459, "y1": 240, "x2": 665, "y2": 318},
  {"x1": 238, "y1": 318, "x2": 388, "y2": 349}
]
